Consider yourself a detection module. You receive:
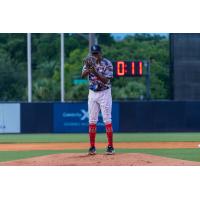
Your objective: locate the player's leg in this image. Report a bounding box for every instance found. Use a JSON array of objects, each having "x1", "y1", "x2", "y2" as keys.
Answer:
[
  {"x1": 98, "y1": 89, "x2": 115, "y2": 154},
  {"x1": 88, "y1": 91, "x2": 100, "y2": 154}
]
